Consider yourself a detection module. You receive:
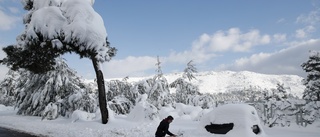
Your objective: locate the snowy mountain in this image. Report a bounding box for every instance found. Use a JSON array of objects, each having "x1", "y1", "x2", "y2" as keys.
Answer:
[{"x1": 101, "y1": 71, "x2": 305, "y2": 97}]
